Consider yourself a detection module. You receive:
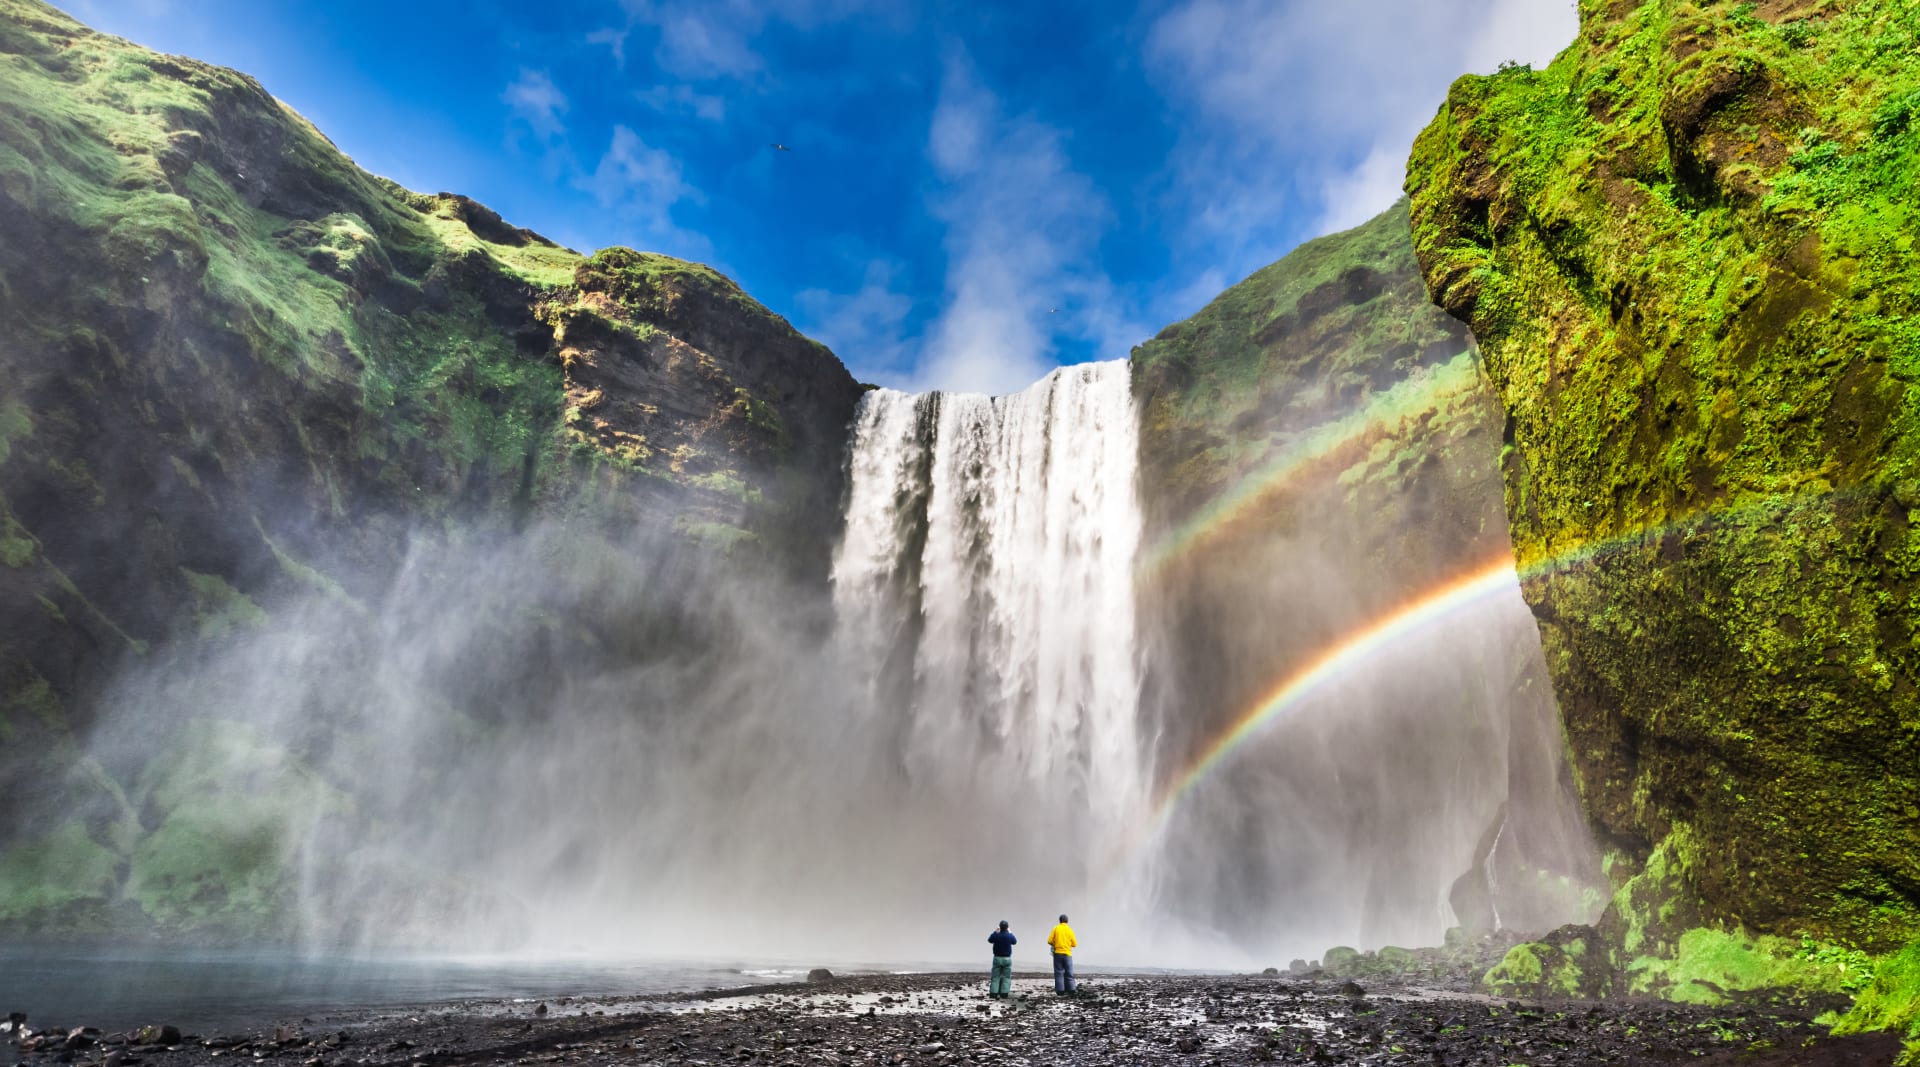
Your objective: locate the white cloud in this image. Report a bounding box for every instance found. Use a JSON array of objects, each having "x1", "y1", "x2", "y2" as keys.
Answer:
[
  {"x1": 503, "y1": 69, "x2": 569, "y2": 141},
  {"x1": 794, "y1": 261, "x2": 915, "y2": 385},
  {"x1": 637, "y1": 84, "x2": 728, "y2": 122},
  {"x1": 613, "y1": 0, "x2": 890, "y2": 82},
  {"x1": 586, "y1": 27, "x2": 630, "y2": 67},
  {"x1": 1146, "y1": 0, "x2": 1577, "y2": 249},
  {"x1": 910, "y1": 58, "x2": 1147, "y2": 395},
  {"x1": 1467, "y1": 0, "x2": 1583, "y2": 74},
  {"x1": 578, "y1": 125, "x2": 709, "y2": 257}
]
